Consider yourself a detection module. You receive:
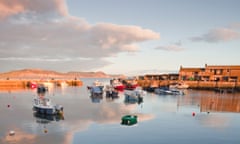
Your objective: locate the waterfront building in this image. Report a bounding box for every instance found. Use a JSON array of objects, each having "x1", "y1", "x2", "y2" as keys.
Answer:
[{"x1": 179, "y1": 64, "x2": 240, "y2": 82}]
